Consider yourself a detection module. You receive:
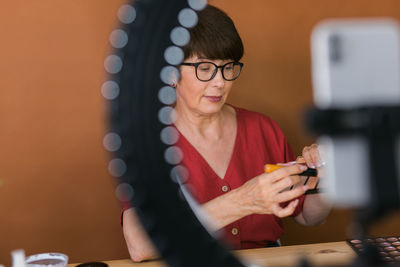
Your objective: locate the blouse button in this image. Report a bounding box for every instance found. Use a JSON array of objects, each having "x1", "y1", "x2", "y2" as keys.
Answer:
[
  {"x1": 231, "y1": 228, "x2": 238, "y2": 235},
  {"x1": 222, "y1": 185, "x2": 229, "y2": 192}
]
